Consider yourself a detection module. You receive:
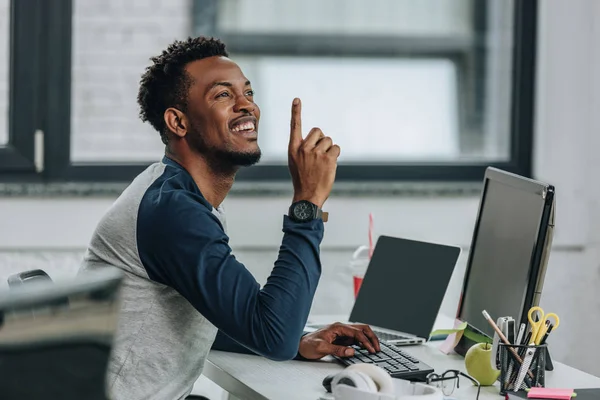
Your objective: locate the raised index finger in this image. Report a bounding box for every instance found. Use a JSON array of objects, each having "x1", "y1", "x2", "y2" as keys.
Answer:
[{"x1": 289, "y1": 98, "x2": 302, "y2": 151}]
